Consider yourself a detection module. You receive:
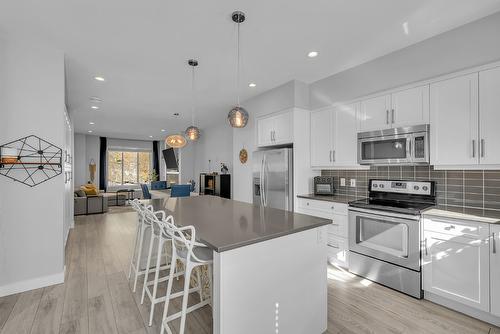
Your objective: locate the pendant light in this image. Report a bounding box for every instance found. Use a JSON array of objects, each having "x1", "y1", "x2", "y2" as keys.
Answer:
[
  {"x1": 185, "y1": 59, "x2": 201, "y2": 141},
  {"x1": 165, "y1": 134, "x2": 187, "y2": 148},
  {"x1": 227, "y1": 11, "x2": 249, "y2": 128}
]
